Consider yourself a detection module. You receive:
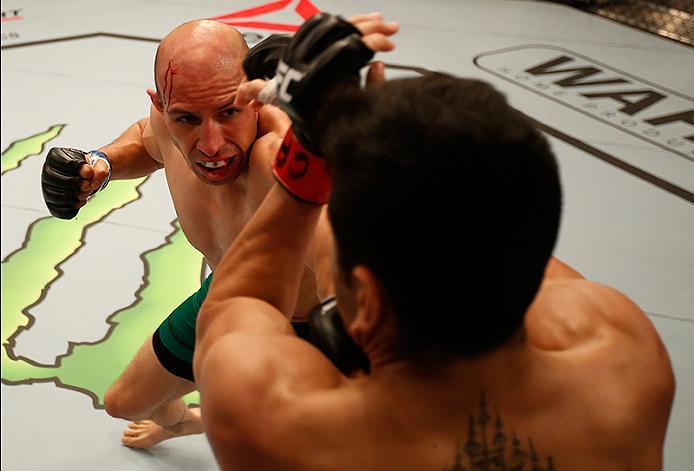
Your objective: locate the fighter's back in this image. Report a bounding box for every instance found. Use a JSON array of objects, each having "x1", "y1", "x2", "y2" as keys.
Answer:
[{"x1": 211, "y1": 271, "x2": 674, "y2": 470}]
